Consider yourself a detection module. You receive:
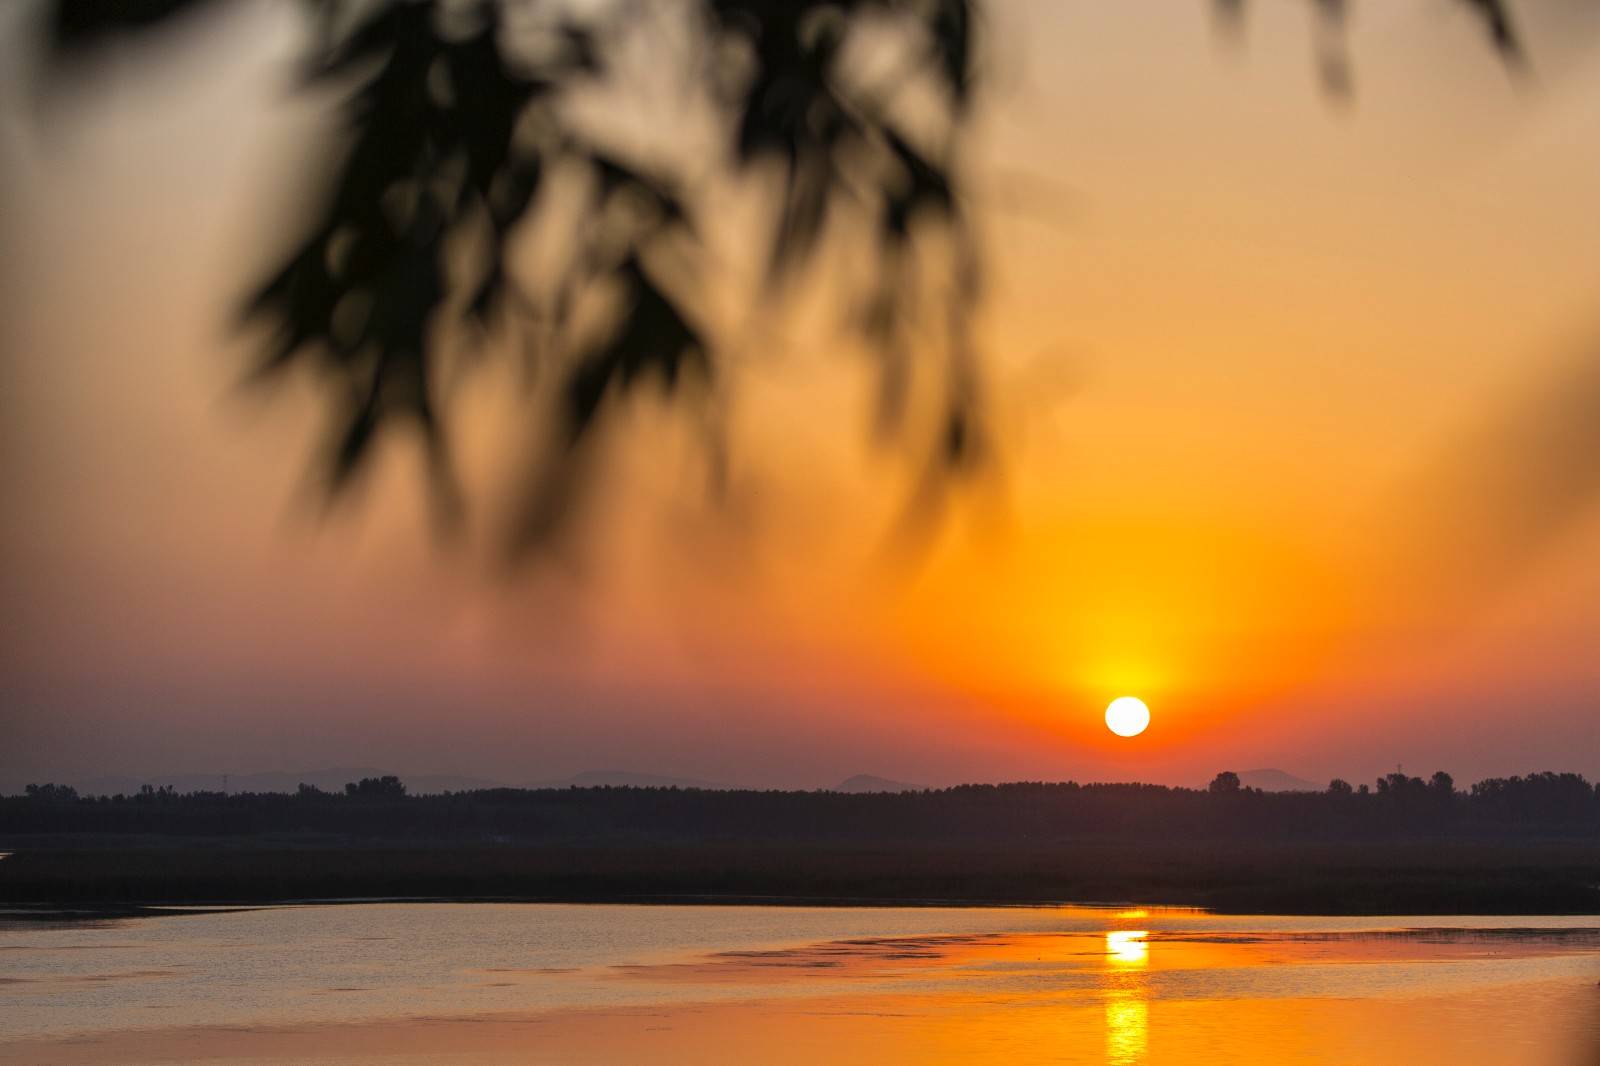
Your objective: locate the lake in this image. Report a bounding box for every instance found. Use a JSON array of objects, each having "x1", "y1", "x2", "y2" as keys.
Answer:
[{"x1": 2, "y1": 903, "x2": 1598, "y2": 1063}]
